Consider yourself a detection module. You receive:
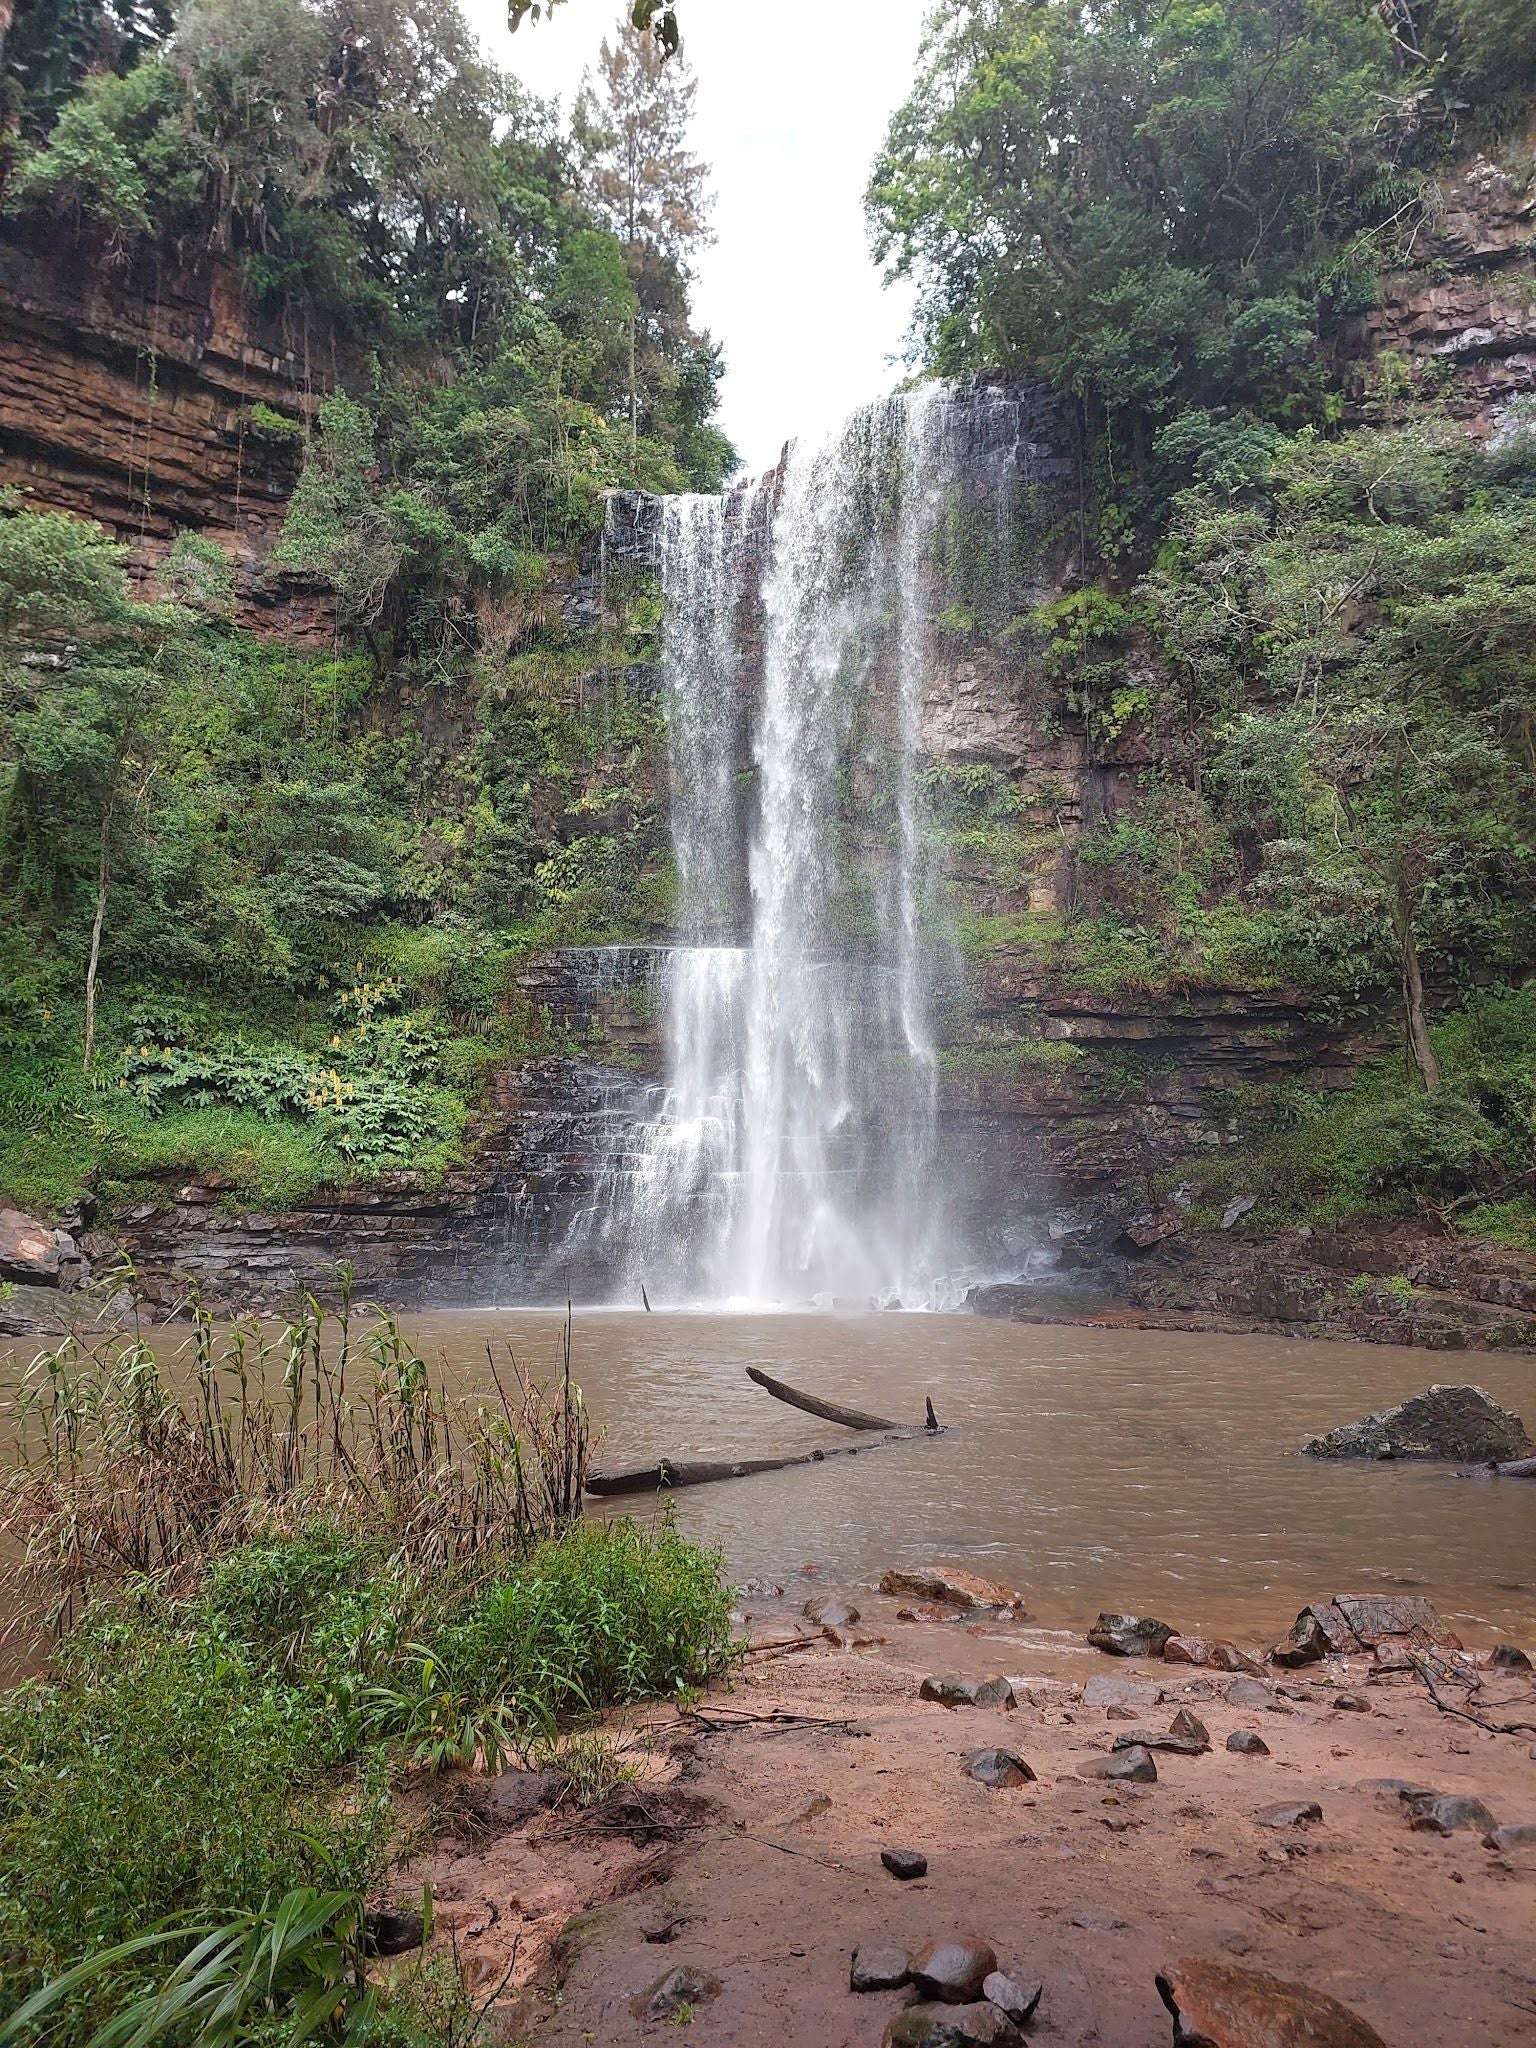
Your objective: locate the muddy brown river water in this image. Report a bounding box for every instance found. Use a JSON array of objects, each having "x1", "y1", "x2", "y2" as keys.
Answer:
[
  {"x1": 6, "y1": 1309, "x2": 1535, "y2": 1645},
  {"x1": 405, "y1": 1308, "x2": 1536, "y2": 1644}
]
